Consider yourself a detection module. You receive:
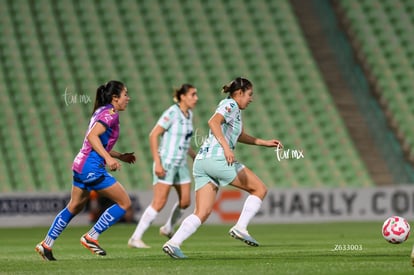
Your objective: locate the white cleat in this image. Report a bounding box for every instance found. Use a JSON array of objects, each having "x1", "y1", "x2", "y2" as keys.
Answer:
[
  {"x1": 162, "y1": 242, "x2": 187, "y2": 259},
  {"x1": 159, "y1": 226, "x2": 174, "y2": 239},
  {"x1": 229, "y1": 226, "x2": 259, "y2": 247},
  {"x1": 128, "y1": 238, "x2": 151, "y2": 249}
]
